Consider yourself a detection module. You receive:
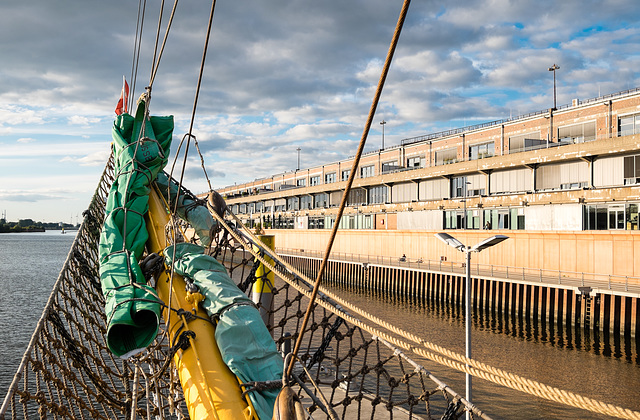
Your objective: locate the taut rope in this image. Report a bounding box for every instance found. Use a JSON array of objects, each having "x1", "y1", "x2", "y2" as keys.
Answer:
[{"x1": 287, "y1": 0, "x2": 412, "y2": 379}]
